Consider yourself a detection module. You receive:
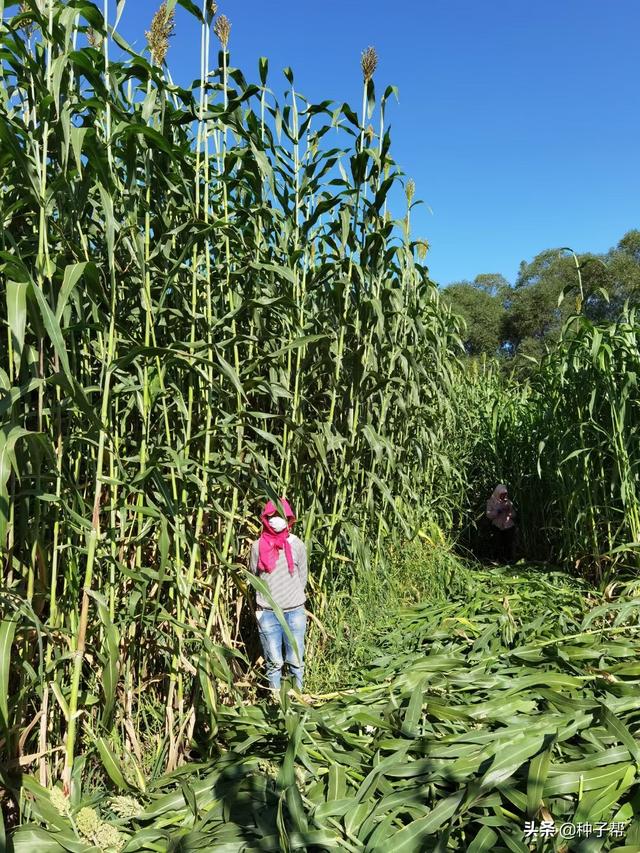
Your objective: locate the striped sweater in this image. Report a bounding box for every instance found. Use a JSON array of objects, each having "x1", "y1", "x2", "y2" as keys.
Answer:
[{"x1": 249, "y1": 534, "x2": 308, "y2": 610}]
